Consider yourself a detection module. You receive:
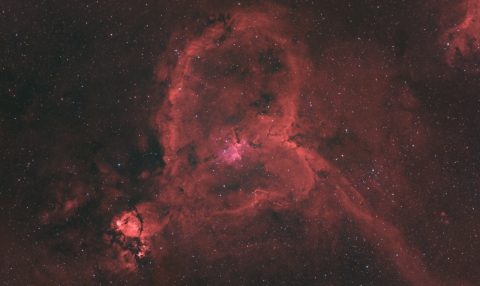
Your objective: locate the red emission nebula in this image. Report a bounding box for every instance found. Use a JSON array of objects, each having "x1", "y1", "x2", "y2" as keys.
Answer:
[{"x1": 1, "y1": 0, "x2": 479, "y2": 285}]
